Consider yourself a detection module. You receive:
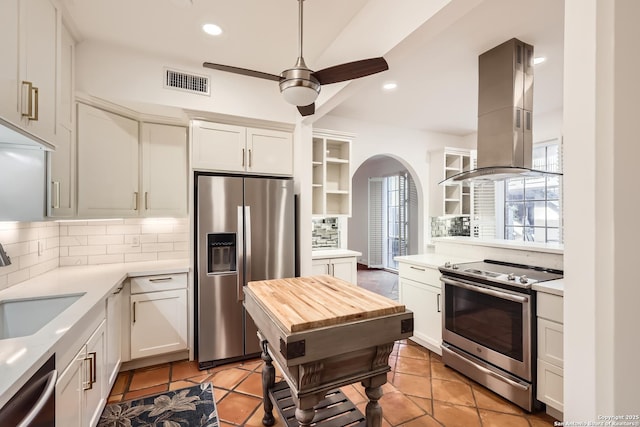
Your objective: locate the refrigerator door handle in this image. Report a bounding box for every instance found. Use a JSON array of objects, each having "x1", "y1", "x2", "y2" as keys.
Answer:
[
  {"x1": 244, "y1": 205, "x2": 252, "y2": 300},
  {"x1": 237, "y1": 206, "x2": 244, "y2": 302}
]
